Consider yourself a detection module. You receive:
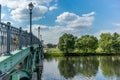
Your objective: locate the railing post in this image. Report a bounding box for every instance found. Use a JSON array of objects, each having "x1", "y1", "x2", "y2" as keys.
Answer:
[
  {"x1": 19, "y1": 27, "x2": 22, "y2": 49},
  {"x1": 6, "y1": 22, "x2": 11, "y2": 55}
]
